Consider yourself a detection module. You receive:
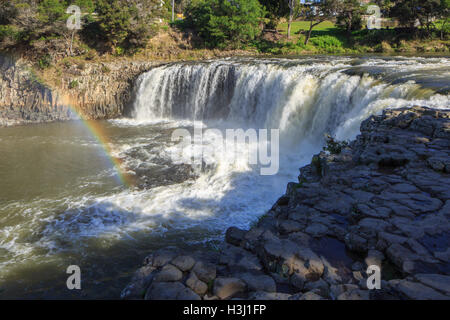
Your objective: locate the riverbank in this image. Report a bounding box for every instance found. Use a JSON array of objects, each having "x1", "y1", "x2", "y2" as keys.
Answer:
[{"x1": 122, "y1": 106, "x2": 450, "y2": 300}]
